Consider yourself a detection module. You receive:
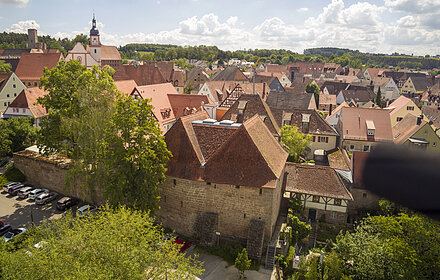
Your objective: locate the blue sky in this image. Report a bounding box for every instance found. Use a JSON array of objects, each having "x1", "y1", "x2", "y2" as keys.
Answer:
[{"x1": 1, "y1": 0, "x2": 439, "y2": 55}]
